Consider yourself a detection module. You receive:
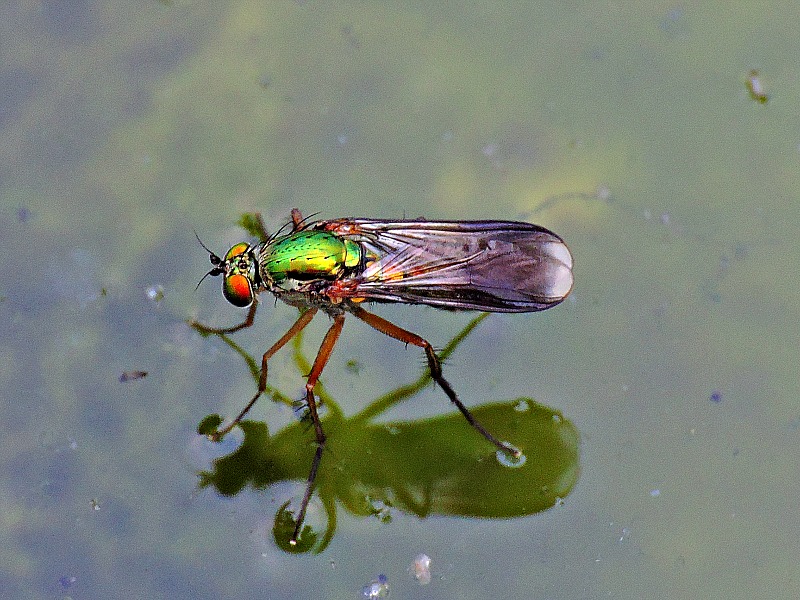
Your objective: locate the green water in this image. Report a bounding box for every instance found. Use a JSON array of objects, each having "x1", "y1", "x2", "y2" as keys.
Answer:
[{"x1": 1, "y1": 2, "x2": 798, "y2": 598}]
